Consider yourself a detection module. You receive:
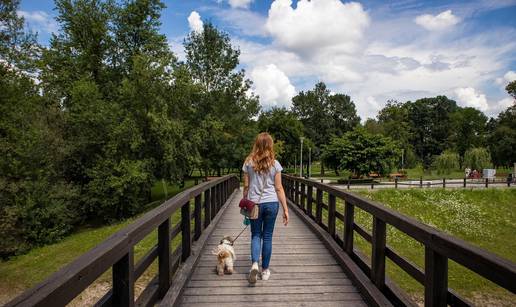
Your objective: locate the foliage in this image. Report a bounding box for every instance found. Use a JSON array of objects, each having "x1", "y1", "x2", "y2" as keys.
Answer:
[
  {"x1": 321, "y1": 128, "x2": 400, "y2": 176},
  {"x1": 434, "y1": 151, "x2": 460, "y2": 175},
  {"x1": 449, "y1": 107, "x2": 487, "y2": 157},
  {"x1": 257, "y1": 107, "x2": 304, "y2": 166},
  {"x1": 184, "y1": 22, "x2": 260, "y2": 176},
  {"x1": 408, "y1": 96, "x2": 458, "y2": 169},
  {"x1": 506, "y1": 80, "x2": 516, "y2": 100},
  {"x1": 463, "y1": 147, "x2": 492, "y2": 170},
  {"x1": 488, "y1": 105, "x2": 516, "y2": 167}
]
